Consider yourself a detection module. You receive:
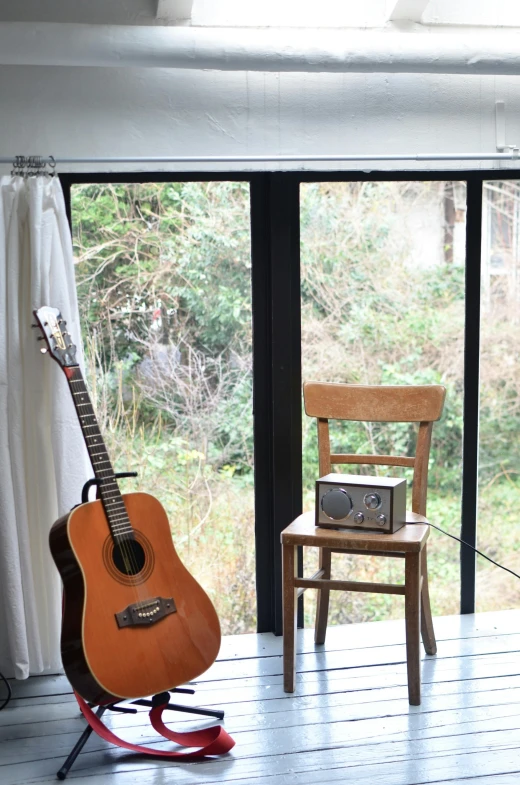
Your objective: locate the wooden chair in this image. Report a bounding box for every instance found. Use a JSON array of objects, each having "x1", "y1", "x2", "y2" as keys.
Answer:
[{"x1": 281, "y1": 382, "x2": 446, "y2": 705}]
